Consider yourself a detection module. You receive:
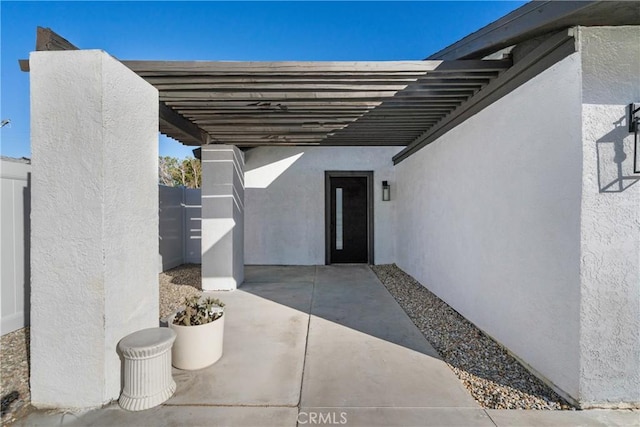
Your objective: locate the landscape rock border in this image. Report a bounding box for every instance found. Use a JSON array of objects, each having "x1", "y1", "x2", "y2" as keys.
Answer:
[{"x1": 371, "y1": 264, "x2": 573, "y2": 410}]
